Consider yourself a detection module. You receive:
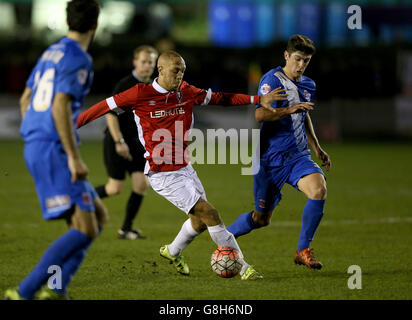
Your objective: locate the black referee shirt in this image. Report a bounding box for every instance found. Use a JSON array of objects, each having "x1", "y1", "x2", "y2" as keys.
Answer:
[{"x1": 108, "y1": 72, "x2": 152, "y2": 139}]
